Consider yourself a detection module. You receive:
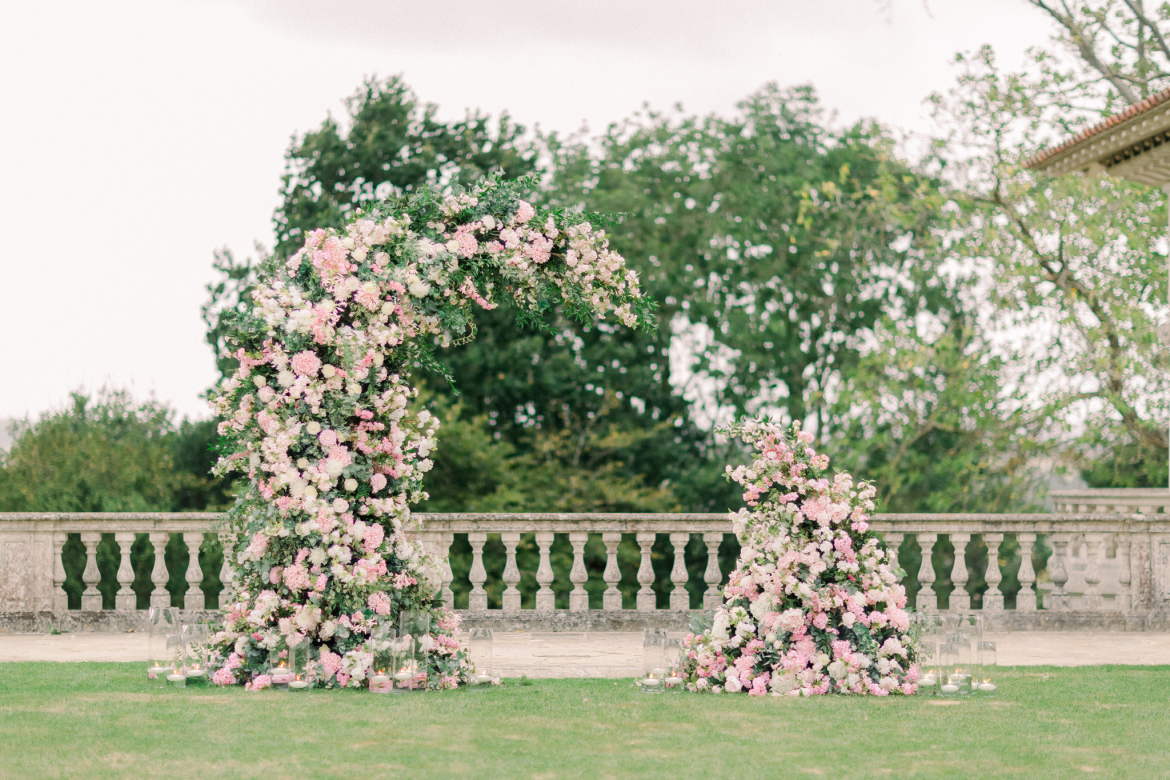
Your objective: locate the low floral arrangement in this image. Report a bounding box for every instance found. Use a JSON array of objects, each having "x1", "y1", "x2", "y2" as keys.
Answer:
[
  {"x1": 205, "y1": 177, "x2": 649, "y2": 688},
  {"x1": 676, "y1": 420, "x2": 920, "y2": 696}
]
